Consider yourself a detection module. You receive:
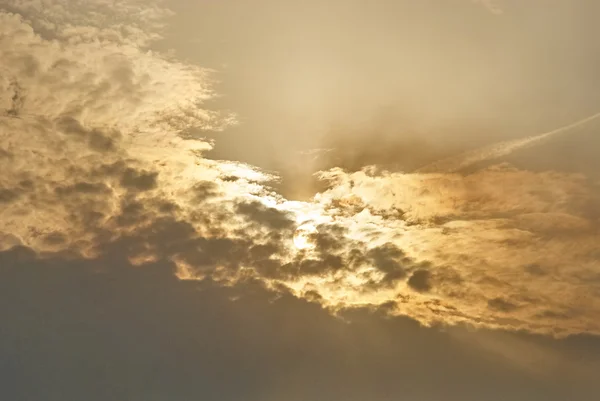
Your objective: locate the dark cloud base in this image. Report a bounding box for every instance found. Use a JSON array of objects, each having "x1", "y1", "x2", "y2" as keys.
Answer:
[{"x1": 1, "y1": 245, "x2": 599, "y2": 401}]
